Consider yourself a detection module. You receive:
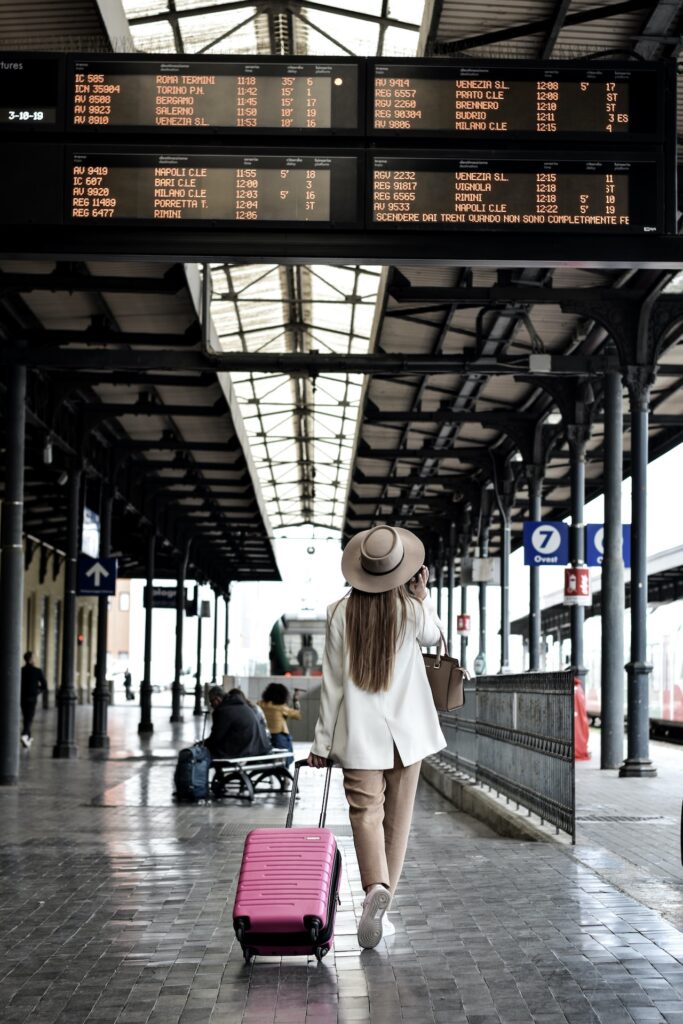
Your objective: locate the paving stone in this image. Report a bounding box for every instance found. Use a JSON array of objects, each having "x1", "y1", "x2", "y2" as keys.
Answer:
[{"x1": 2, "y1": 709, "x2": 683, "y2": 1024}]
